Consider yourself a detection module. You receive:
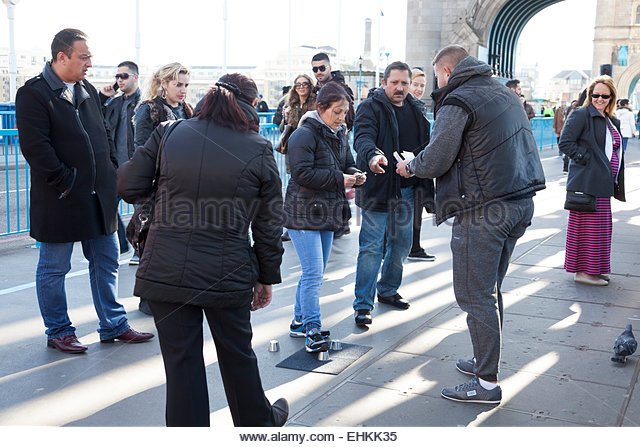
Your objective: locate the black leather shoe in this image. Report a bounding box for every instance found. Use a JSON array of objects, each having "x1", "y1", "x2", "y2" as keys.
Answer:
[
  {"x1": 101, "y1": 328, "x2": 154, "y2": 344},
  {"x1": 271, "y1": 398, "x2": 289, "y2": 426},
  {"x1": 378, "y1": 293, "x2": 410, "y2": 310},
  {"x1": 47, "y1": 335, "x2": 88, "y2": 354},
  {"x1": 354, "y1": 309, "x2": 372, "y2": 326}
]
